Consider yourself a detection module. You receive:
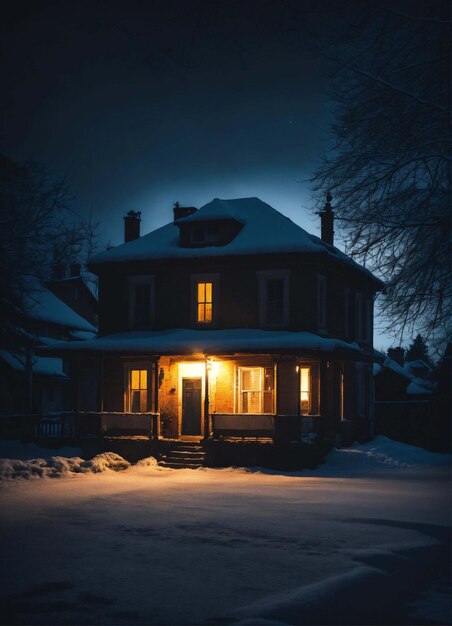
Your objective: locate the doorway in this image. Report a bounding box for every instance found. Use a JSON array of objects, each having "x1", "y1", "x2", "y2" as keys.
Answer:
[{"x1": 182, "y1": 377, "x2": 202, "y2": 436}]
